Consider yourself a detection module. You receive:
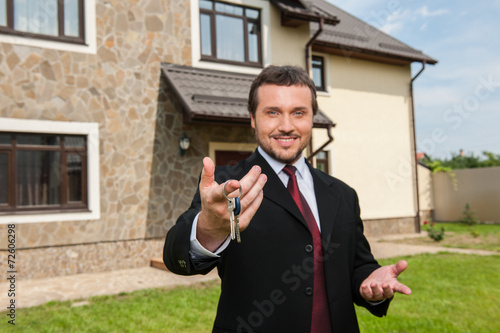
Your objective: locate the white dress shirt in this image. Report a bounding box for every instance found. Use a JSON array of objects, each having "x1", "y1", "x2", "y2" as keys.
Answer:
[{"x1": 189, "y1": 147, "x2": 321, "y2": 258}]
